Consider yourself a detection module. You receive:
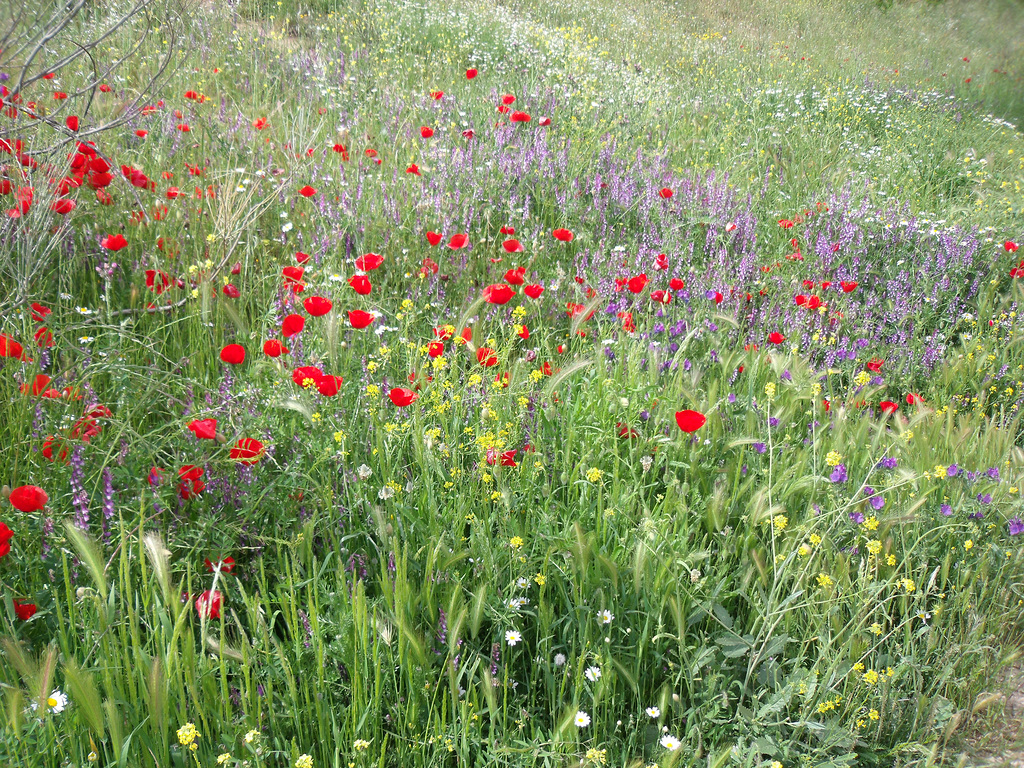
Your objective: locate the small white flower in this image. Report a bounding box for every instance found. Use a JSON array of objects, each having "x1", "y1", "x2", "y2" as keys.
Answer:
[
  {"x1": 79, "y1": 336, "x2": 95, "y2": 344},
  {"x1": 598, "y1": 609, "x2": 614, "y2": 624},
  {"x1": 505, "y1": 629, "x2": 522, "y2": 646},
  {"x1": 281, "y1": 222, "x2": 294, "y2": 233},
  {"x1": 516, "y1": 577, "x2": 529, "y2": 589},
  {"x1": 47, "y1": 689, "x2": 68, "y2": 714},
  {"x1": 554, "y1": 653, "x2": 567, "y2": 667},
  {"x1": 660, "y1": 735, "x2": 681, "y2": 751},
  {"x1": 328, "y1": 273, "x2": 345, "y2": 283},
  {"x1": 378, "y1": 485, "x2": 394, "y2": 500},
  {"x1": 574, "y1": 711, "x2": 591, "y2": 728},
  {"x1": 356, "y1": 464, "x2": 372, "y2": 480},
  {"x1": 585, "y1": 666, "x2": 601, "y2": 682},
  {"x1": 646, "y1": 706, "x2": 661, "y2": 718}
]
